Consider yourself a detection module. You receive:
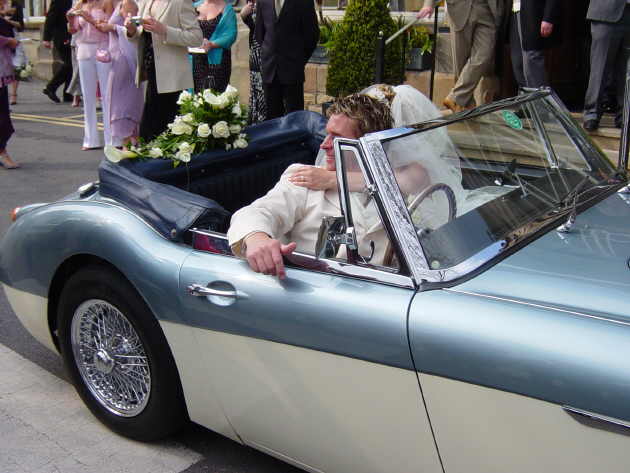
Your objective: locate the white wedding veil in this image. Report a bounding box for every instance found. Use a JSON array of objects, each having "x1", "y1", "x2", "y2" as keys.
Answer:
[{"x1": 315, "y1": 84, "x2": 467, "y2": 228}]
